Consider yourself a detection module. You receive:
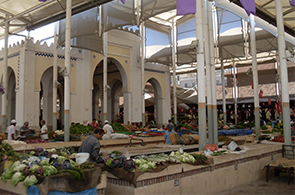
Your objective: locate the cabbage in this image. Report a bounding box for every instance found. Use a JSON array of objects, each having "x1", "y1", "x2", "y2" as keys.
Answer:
[
  {"x1": 58, "y1": 156, "x2": 67, "y2": 164},
  {"x1": 147, "y1": 162, "x2": 156, "y2": 169},
  {"x1": 138, "y1": 164, "x2": 149, "y2": 172},
  {"x1": 1, "y1": 168, "x2": 14, "y2": 181},
  {"x1": 70, "y1": 159, "x2": 79, "y2": 168},
  {"x1": 11, "y1": 161, "x2": 21, "y2": 170},
  {"x1": 124, "y1": 159, "x2": 135, "y2": 171},
  {"x1": 23, "y1": 175, "x2": 38, "y2": 187},
  {"x1": 50, "y1": 148, "x2": 56, "y2": 153},
  {"x1": 13, "y1": 164, "x2": 27, "y2": 172},
  {"x1": 134, "y1": 159, "x2": 148, "y2": 166},
  {"x1": 29, "y1": 165, "x2": 40, "y2": 173},
  {"x1": 10, "y1": 172, "x2": 25, "y2": 186},
  {"x1": 42, "y1": 165, "x2": 58, "y2": 176},
  {"x1": 22, "y1": 160, "x2": 29, "y2": 166},
  {"x1": 39, "y1": 159, "x2": 49, "y2": 166},
  {"x1": 61, "y1": 160, "x2": 71, "y2": 170}
]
